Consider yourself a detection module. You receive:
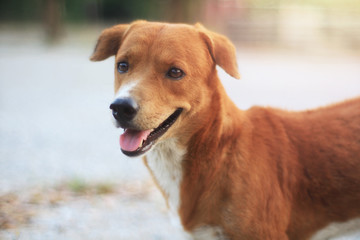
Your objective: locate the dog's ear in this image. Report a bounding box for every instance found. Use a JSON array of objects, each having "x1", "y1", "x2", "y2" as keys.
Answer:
[
  {"x1": 90, "y1": 24, "x2": 130, "y2": 61},
  {"x1": 195, "y1": 23, "x2": 240, "y2": 79}
]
